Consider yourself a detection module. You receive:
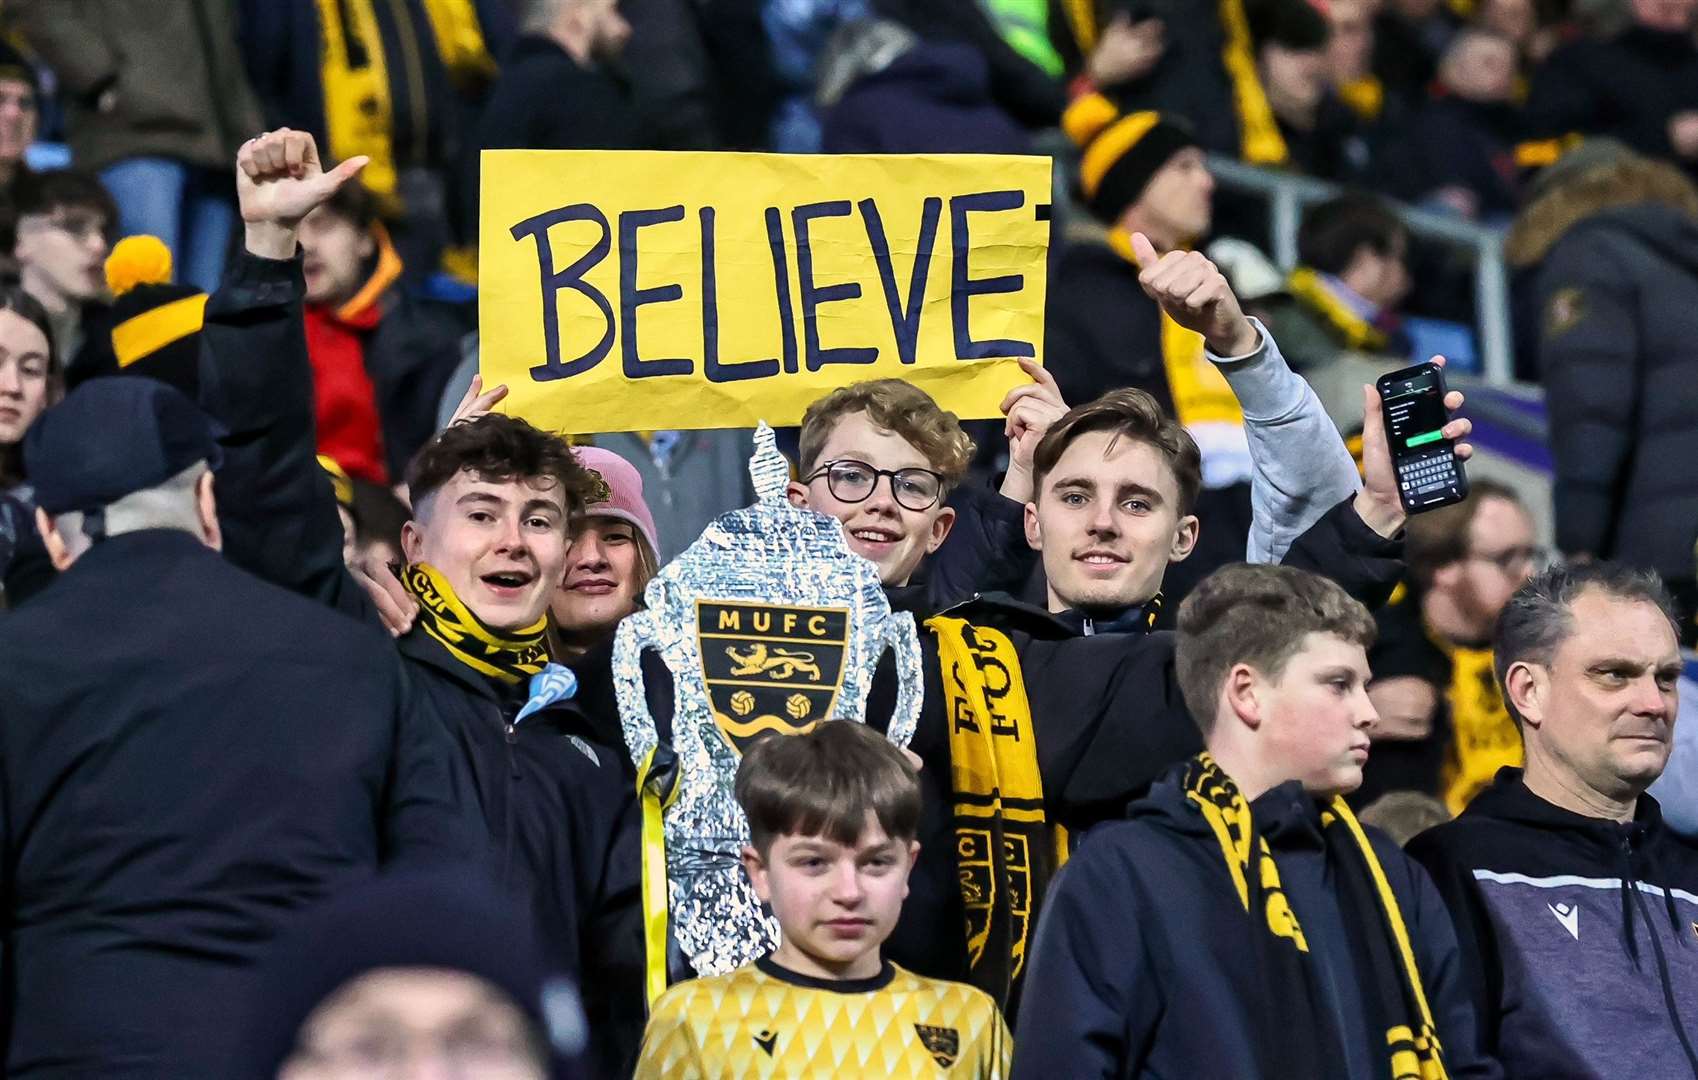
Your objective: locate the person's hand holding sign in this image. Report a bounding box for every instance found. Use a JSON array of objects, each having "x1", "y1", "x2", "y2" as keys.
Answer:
[
  {"x1": 1129, "y1": 231, "x2": 1260, "y2": 357},
  {"x1": 999, "y1": 357, "x2": 1069, "y2": 503},
  {"x1": 237, "y1": 128, "x2": 367, "y2": 260}
]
